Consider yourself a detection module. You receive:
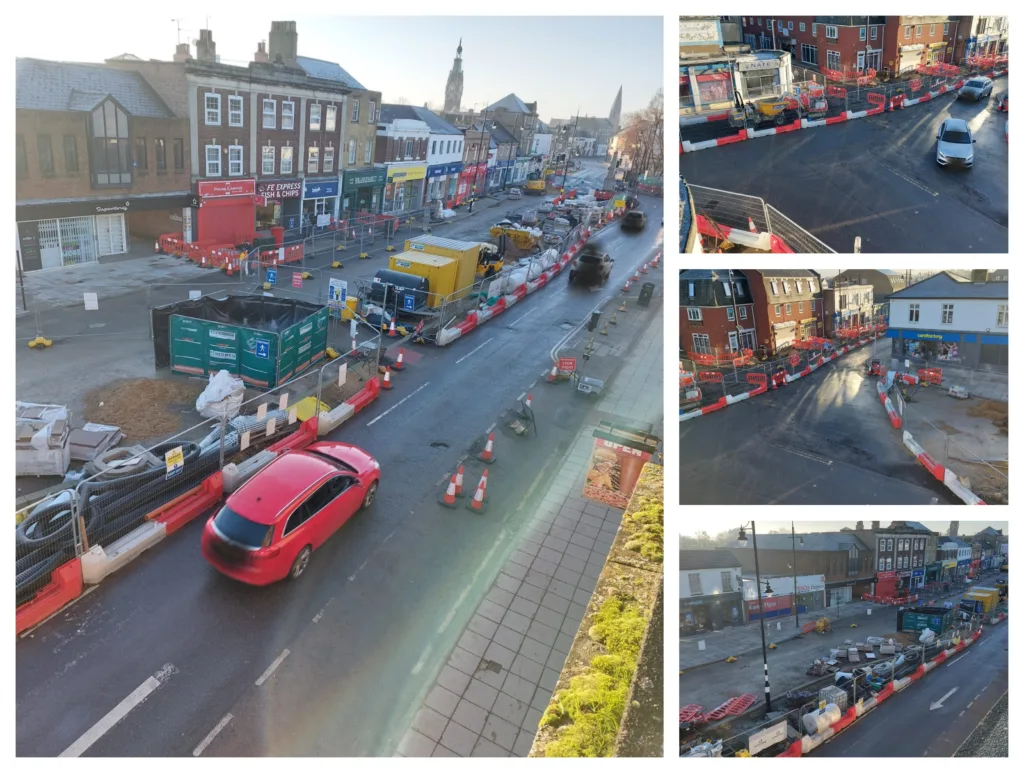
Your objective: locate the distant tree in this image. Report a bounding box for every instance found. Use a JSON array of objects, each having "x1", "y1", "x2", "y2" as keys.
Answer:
[{"x1": 617, "y1": 88, "x2": 663, "y2": 179}]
